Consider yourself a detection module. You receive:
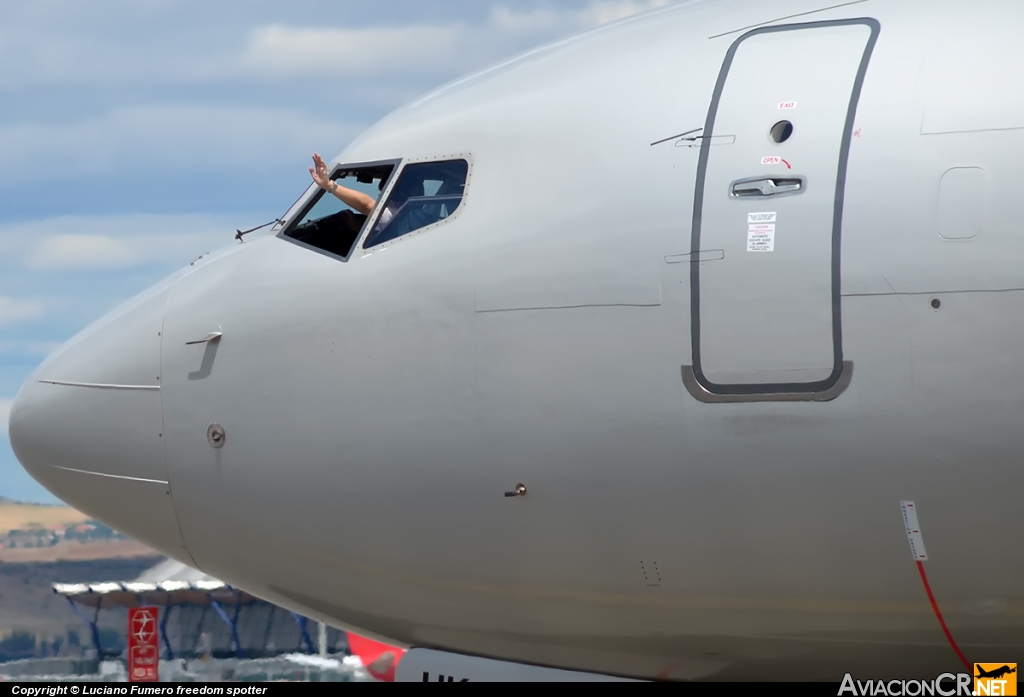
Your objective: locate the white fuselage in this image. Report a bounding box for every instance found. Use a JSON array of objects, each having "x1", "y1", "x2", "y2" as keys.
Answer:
[{"x1": 9, "y1": 0, "x2": 1024, "y2": 681}]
